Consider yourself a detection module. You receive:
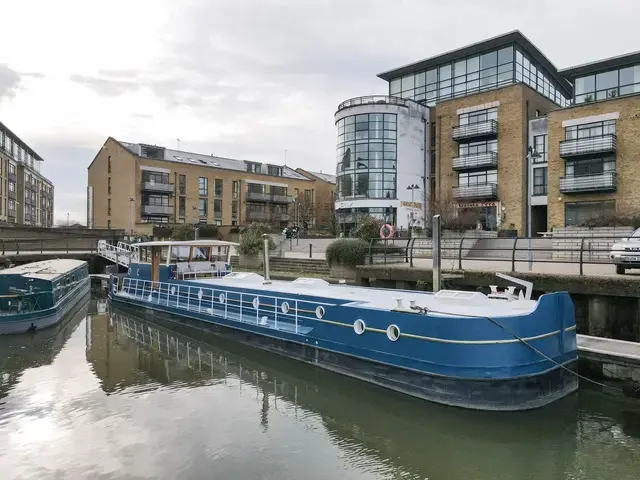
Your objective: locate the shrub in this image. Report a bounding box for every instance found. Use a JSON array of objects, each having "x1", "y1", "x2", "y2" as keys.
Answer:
[
  {"x1": 350, "y1": 215, "x2": 383, "y2": 243},
  {"x1": 238, "y1": 222, "x2": 275, "y2": 256},
  {"x1": 325, "y1": 239, "x2": 369, "y2": 268}
]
